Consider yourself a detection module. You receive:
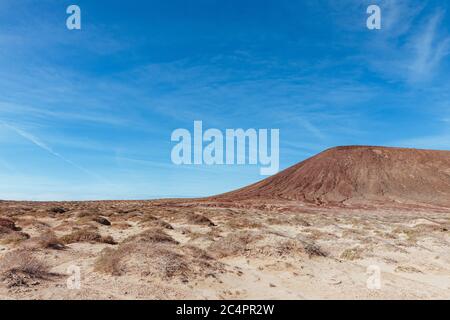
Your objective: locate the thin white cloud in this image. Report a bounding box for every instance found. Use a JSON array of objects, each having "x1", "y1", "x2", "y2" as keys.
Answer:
[
  {"x1": 1, "y1": 121, "x2": 100, "y2": 179},
  {"x1": 408, "y1": 12, "x2": 450, "y2": 82},
  {"x1": 362, "y1": 2, "x2": 450, "y2": 84}
]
